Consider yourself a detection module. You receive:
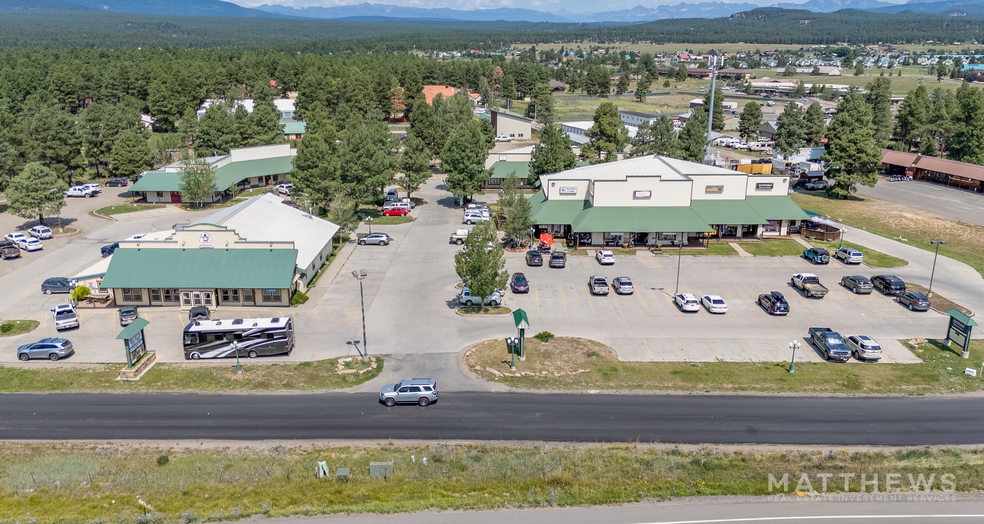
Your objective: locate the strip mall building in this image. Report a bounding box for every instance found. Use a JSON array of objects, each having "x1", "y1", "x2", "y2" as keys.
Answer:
[{"x1": 531, "y1": 155, "x2": 810, "y2": 248}]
